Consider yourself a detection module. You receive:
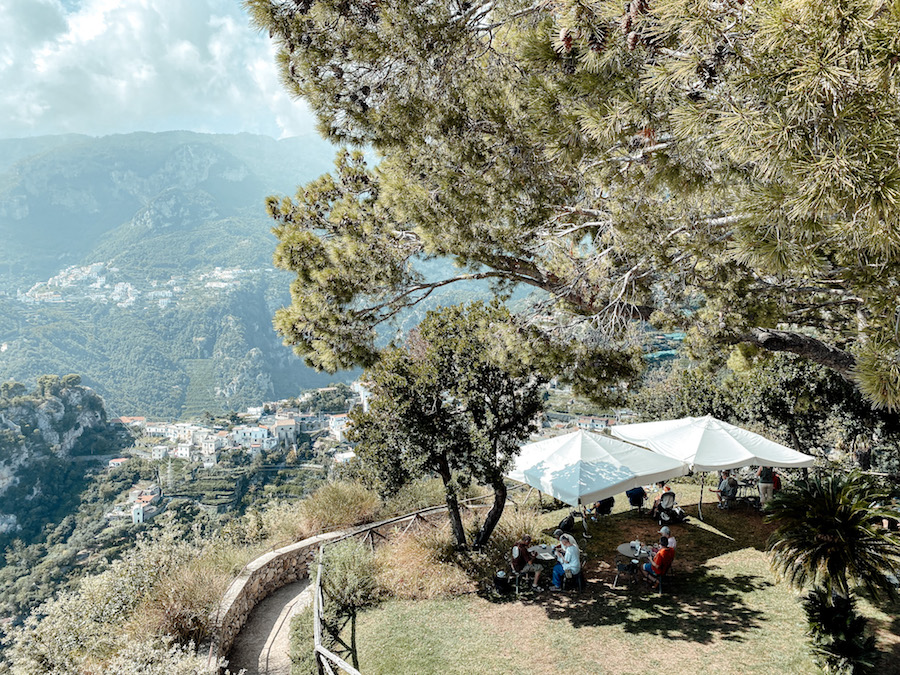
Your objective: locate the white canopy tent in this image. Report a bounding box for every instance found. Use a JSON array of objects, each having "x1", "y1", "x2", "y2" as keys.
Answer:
[
  {"x1": 609, "y1": 415, "x2": 816, "y2": 471},
  {"x1": 610, "y1": 415, "x2": 815, "y2": 519},
  {"x1": 507, "y1": 429, "x2": 689, "y2": 507}
]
